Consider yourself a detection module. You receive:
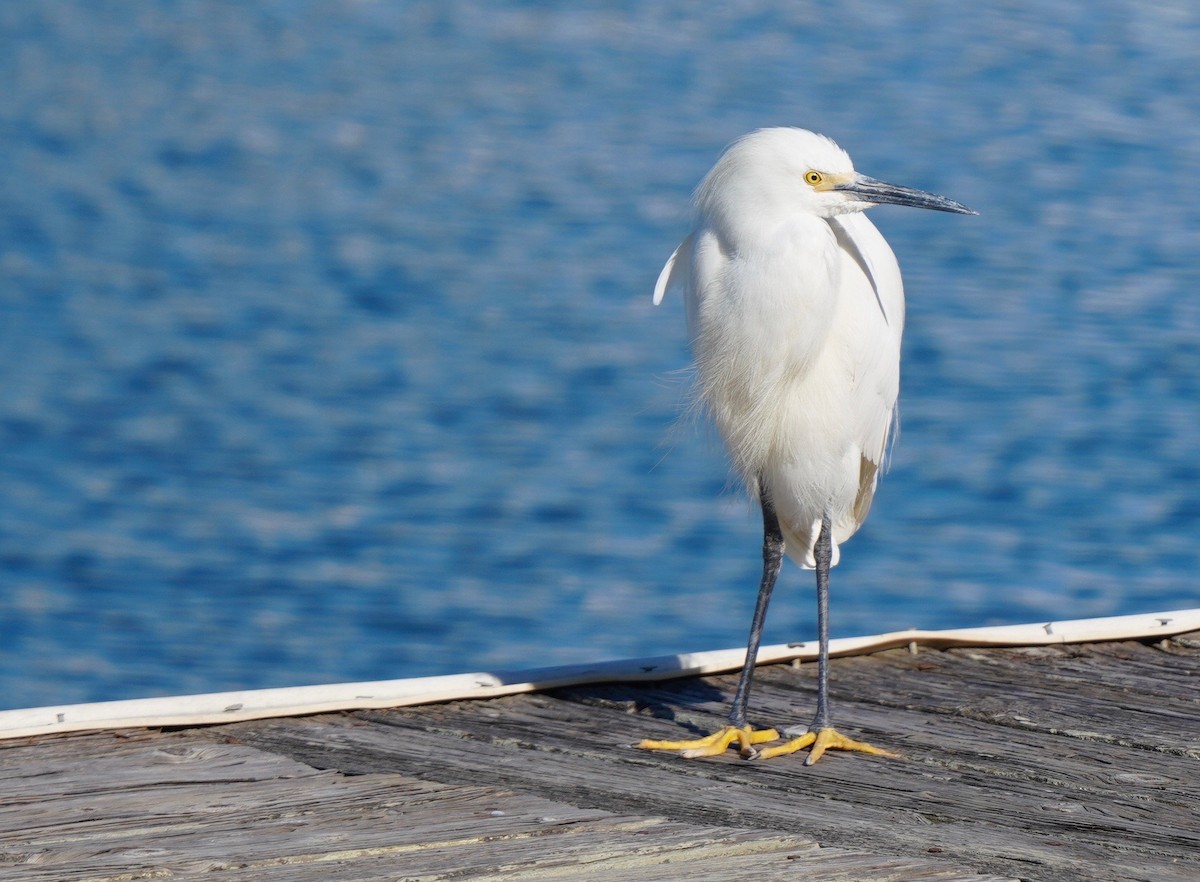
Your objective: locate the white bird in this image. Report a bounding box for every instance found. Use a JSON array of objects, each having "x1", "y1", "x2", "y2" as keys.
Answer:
[{"x1": 640, "y1": 127, "x2": 974, "y2": 764}]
